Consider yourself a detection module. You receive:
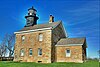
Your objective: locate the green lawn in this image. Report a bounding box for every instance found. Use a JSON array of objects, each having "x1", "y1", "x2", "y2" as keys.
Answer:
[{"x1": 0, "y1": 60, "x2": 99, "y2": 67}]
